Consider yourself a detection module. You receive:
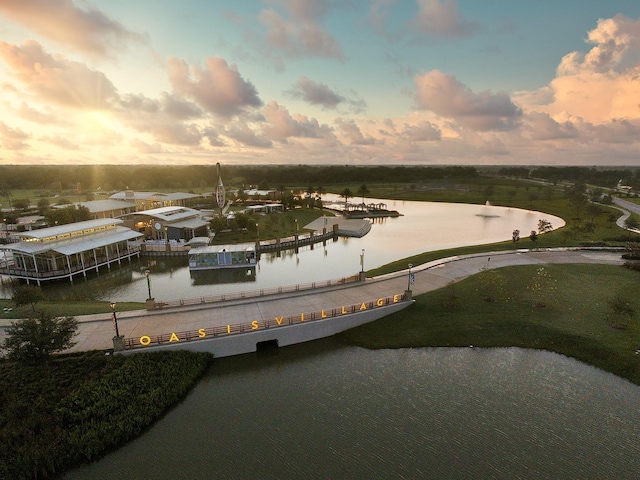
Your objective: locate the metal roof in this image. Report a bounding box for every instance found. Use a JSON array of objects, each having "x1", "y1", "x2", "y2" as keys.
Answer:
[
  {"x1": 166, "y1": 218, "x2": 209, "y2": 229},
  {"x1": 71, "y1": 199, "x2": 137, "y2": 212},
  {"x1": 16, "y1": 218, "x2": 123, "y2": 240},
  {"x1": 1, "y1": 227, "x2": 142, "y2": 256}
]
